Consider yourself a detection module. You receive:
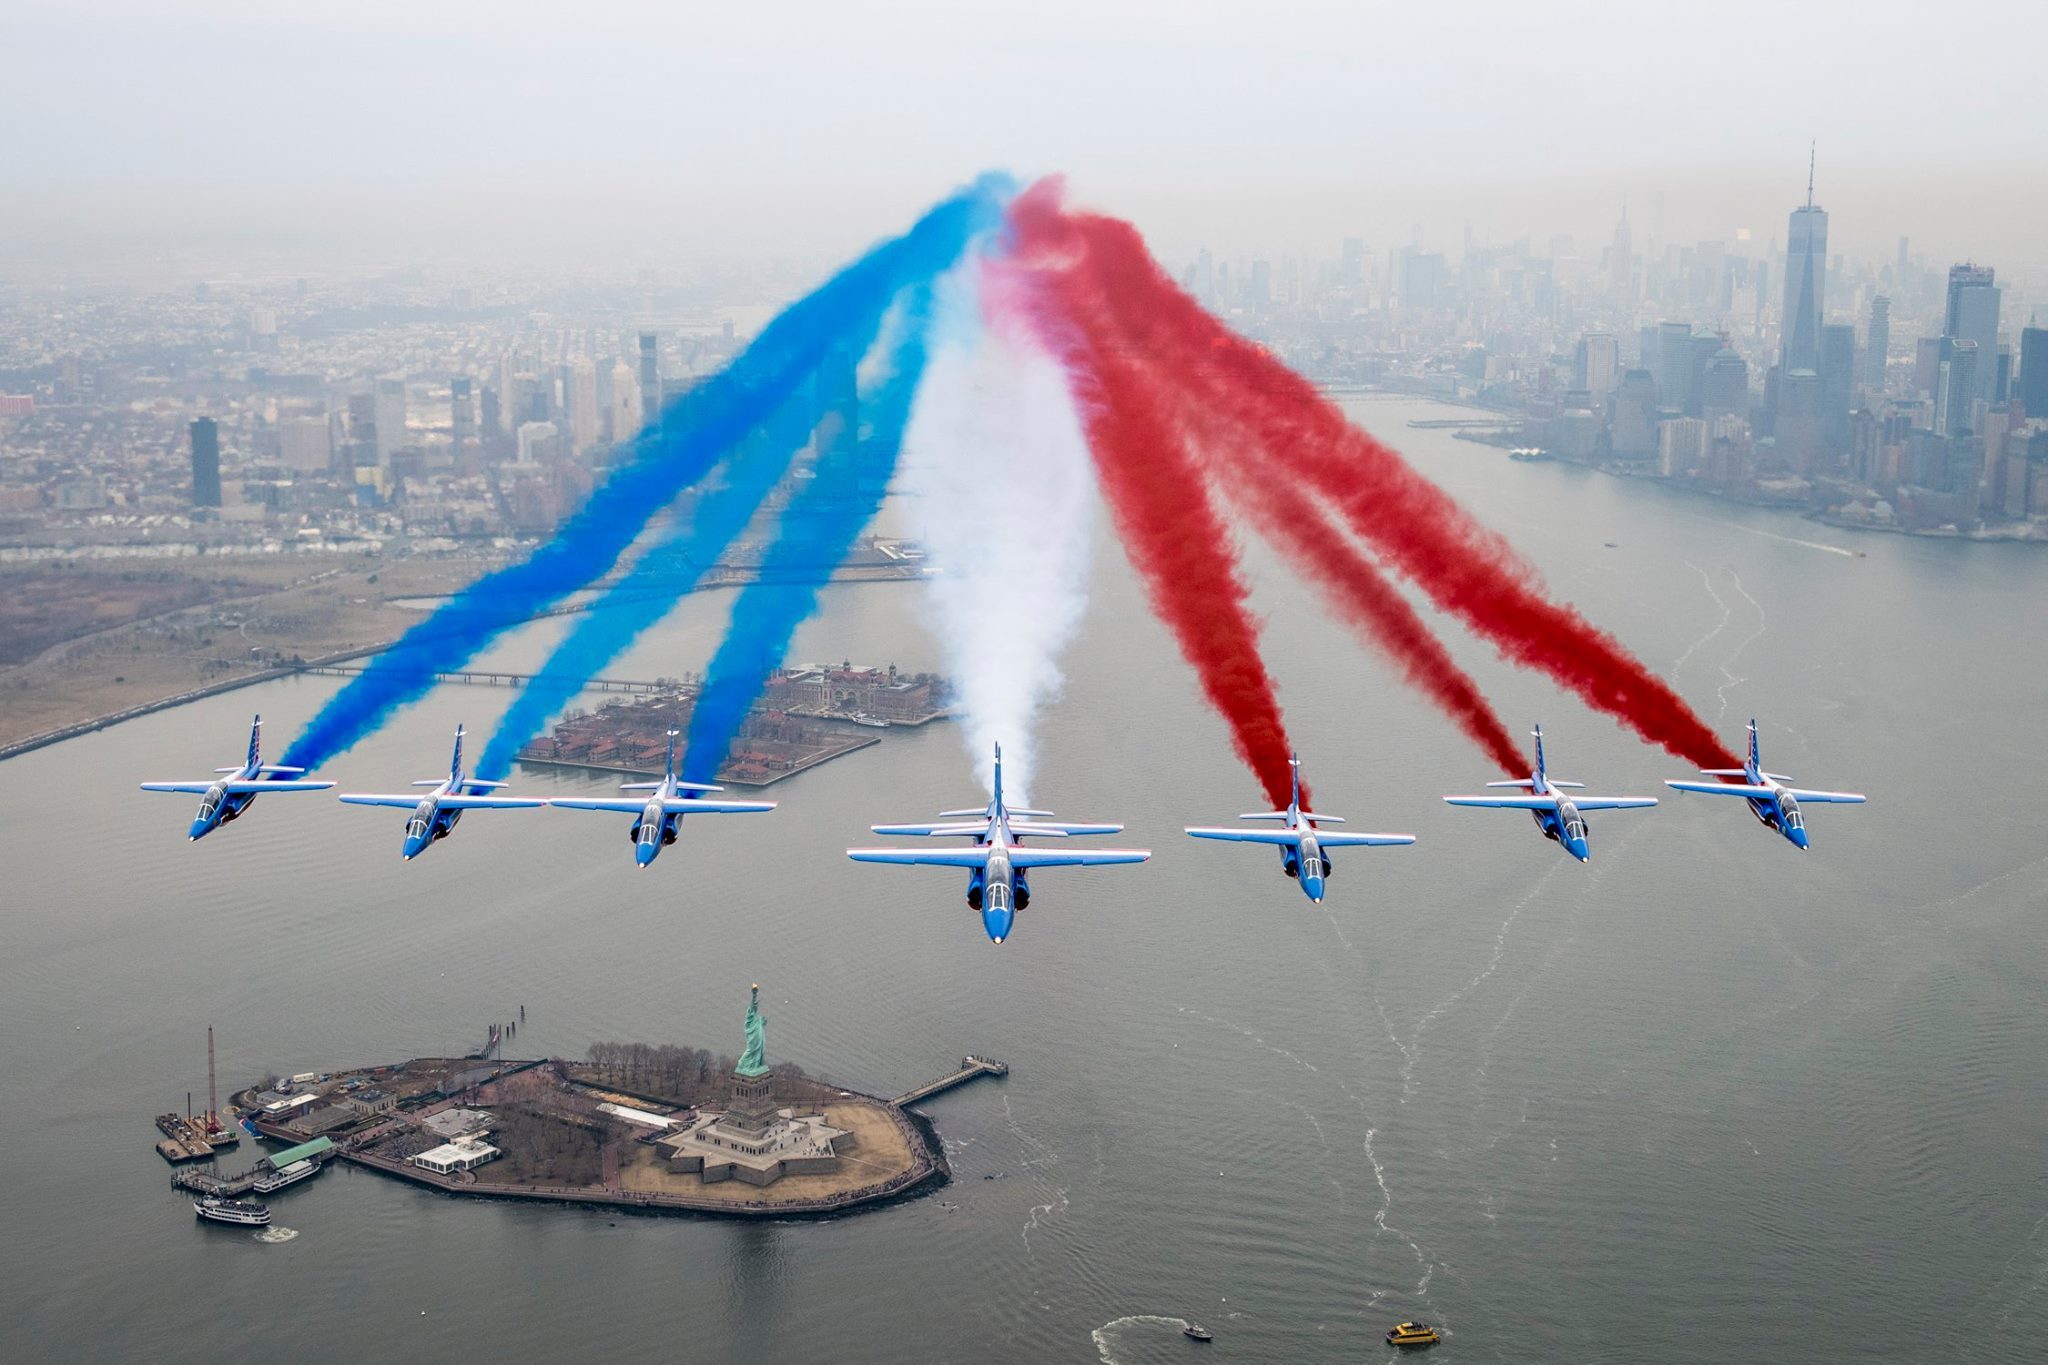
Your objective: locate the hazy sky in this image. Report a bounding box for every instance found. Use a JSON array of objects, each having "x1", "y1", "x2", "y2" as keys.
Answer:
[{"x1": 8, "y1": 1, "x2": 2044, "y2": 275}]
